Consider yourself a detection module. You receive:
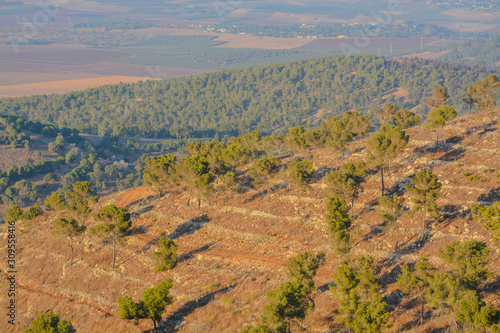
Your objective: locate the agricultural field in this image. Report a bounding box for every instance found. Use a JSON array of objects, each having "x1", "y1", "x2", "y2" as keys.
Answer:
[
  {"x1": 0, "y1": 44, "x2": 212, "y2": 89},
  {"x1": 0, "y1": 76, "x2": 156, "y2": 98}
]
